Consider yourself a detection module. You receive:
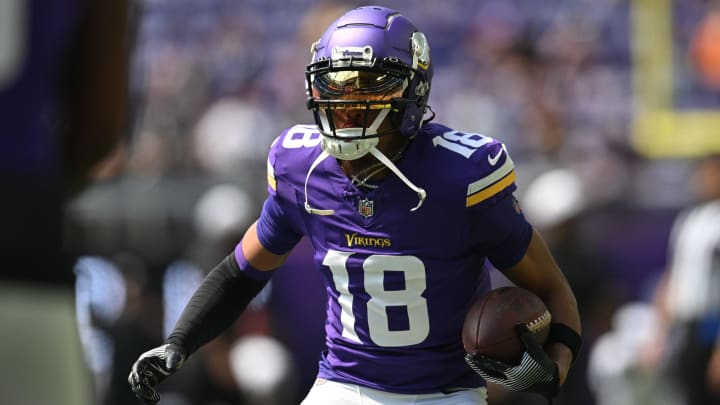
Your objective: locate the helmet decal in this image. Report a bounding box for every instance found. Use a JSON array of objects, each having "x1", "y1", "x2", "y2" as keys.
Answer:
[{"x1": 411, "y1": 32, "x2": 431, "y2": 71}]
